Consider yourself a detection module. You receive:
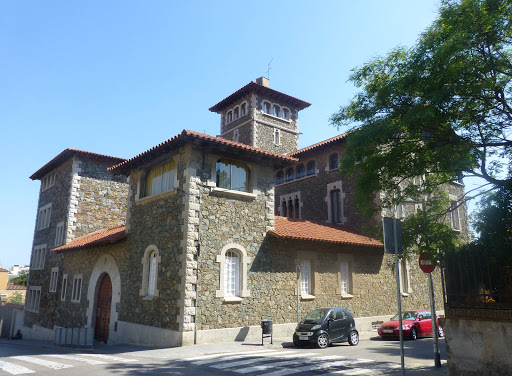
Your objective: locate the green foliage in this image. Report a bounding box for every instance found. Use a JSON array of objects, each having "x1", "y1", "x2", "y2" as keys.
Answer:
[
  {"x1": 8, "y1": 292, "x2": 24, "y2": 305},
  {"x1": 10, "y1": 270, "x2": 28, "y2": 287},
  {"x1": 331, "y1": 0, "x2": 512, "y2": 218}
]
